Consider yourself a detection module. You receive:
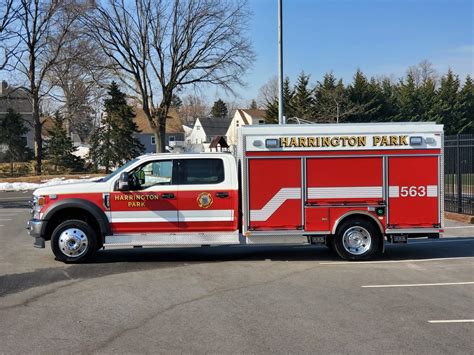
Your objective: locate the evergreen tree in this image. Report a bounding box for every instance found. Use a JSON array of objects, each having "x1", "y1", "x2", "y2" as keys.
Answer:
[
  {"x1": 346, "y1": 69, "x2": 381, "y2": 122},
  {"x1": 0, "y1": 109, "x2": 30, "y2": 175},
  {"x1": 210, "y1": 99, "x2": 228, "y2": 118},
  {"x1": 417, "y1": 77, "x2": 437, "y2": 122},
  {"x1": 432, "y1": 70, "x2": 461, "y2": 134},
  {"x1": 264, "y1": 98, "x2": 278, "y2": 123},
  {"x1": 249, "y1": 99, "x2": 258, "y2": 110},
  {"x1": 396, "y1": 73, "x2": 421, "y2": 122},
  {"x1": 292, "y1": 72, "x2": 314, "y2": 120},
  {"x1": 313, "y1": 72, "x2": 342, "y2": 122},
  {"x1": 47, "y1": 111, "x2": 83, "y2": 171},
  {"x1": 378, "y1": 78, "x2": 398, "y2": 122},
  {"x1": 89, "y1": 82, "x2": 144, "y2": 173},
  {"x1": 171, "y1": 94, "x2": 183, "y2": 110},
  {"x1": 457, "y1": 76, "x2": 474, "y2": 133},
  {"x1": 264, "y1": 77, "x2": 295, "y2": 123}
]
